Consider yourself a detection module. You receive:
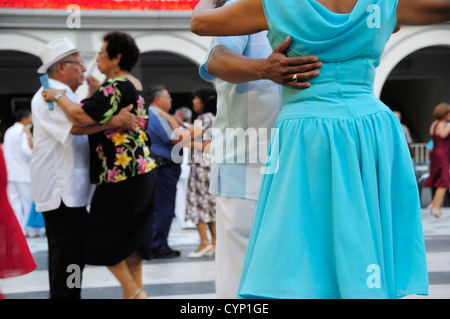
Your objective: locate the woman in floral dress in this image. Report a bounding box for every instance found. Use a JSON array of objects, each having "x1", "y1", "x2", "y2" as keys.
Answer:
[
  {"x1": 43, "y1": 31, "x2": 155, "y2": 299},
  {"x1": 186, "y1": 87, "x2": 217, "y2": 258}
]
